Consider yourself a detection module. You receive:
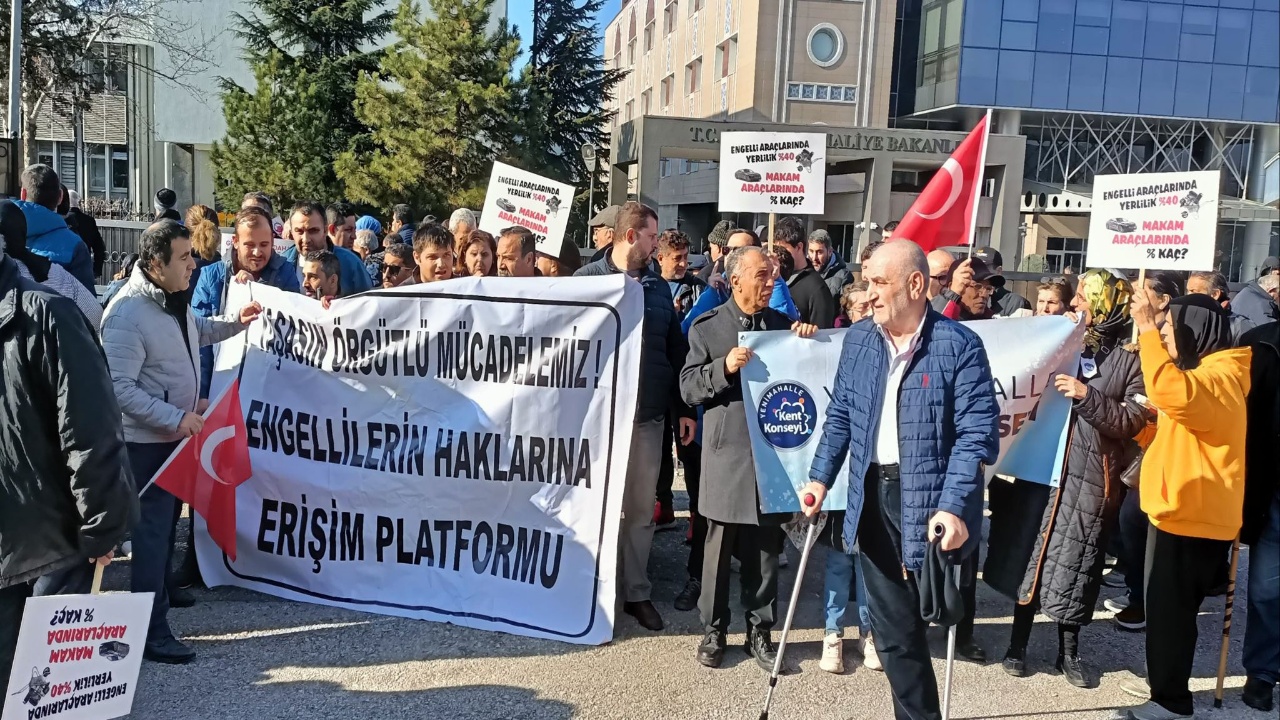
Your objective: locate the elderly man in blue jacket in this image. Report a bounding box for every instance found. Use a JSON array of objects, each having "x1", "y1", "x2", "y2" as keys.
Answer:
[{"x1": 802, "y1": 239, "x2": 999, "y2": 720}]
